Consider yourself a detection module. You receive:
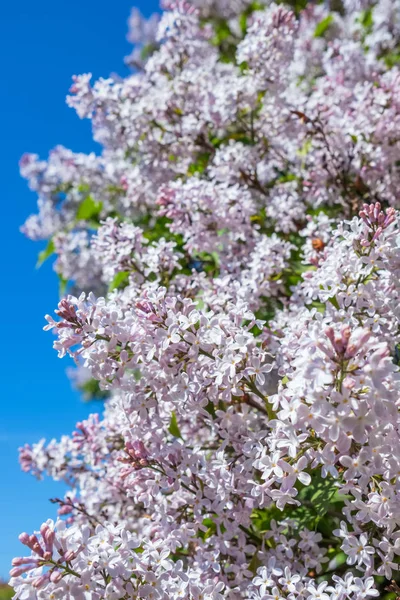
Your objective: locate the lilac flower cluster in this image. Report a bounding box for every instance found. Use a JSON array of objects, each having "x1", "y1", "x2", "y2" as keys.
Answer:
[{"x1": 12, "y1": 0, "x2": 400, "y2": 598}]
